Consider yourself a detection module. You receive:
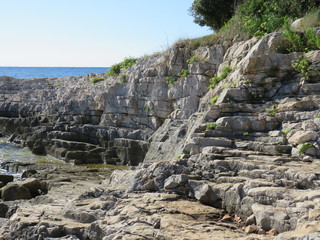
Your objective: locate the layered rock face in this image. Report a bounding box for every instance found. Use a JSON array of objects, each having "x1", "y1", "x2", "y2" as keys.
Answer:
[{"x1": 1, "y1": 32, "x2": 320, "y2": 239}]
